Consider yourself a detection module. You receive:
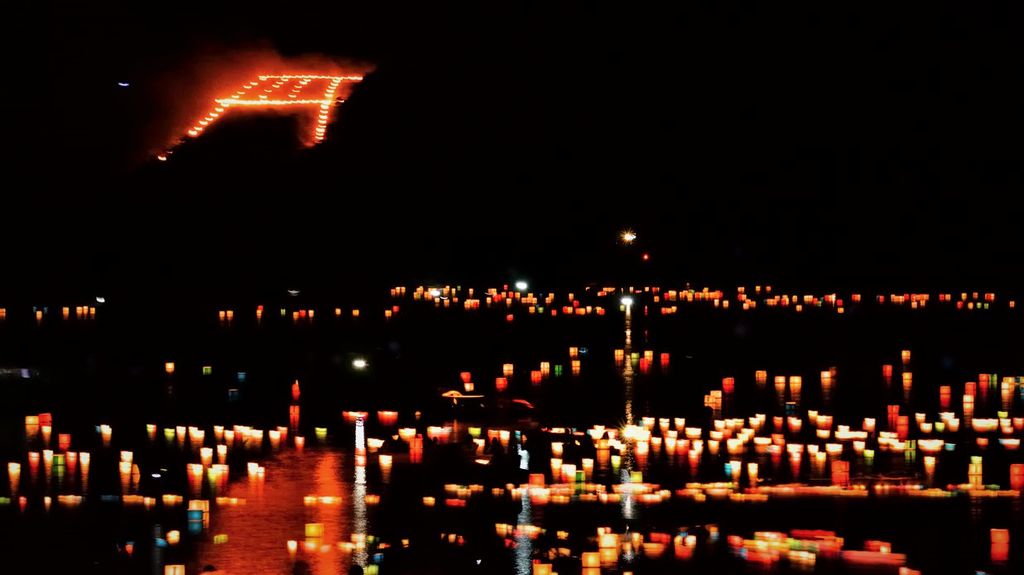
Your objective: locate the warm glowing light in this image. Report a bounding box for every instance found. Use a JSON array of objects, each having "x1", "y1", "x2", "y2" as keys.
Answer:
[
  {"x1": 352, "y1": 358, "x2": 368, "y2": 370},
  {"x1": 168, "y1": 73, "x2": 364, "y2": 156},
  {"x1": 621, "y1": 296, "x2": 634, "y2": 307},
  {"x1": 621, "y1": 230, "x2": 637, "y2": 243},
  {"x1": 514, "y1": 281, "x2": 528, "y2": 291}
]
